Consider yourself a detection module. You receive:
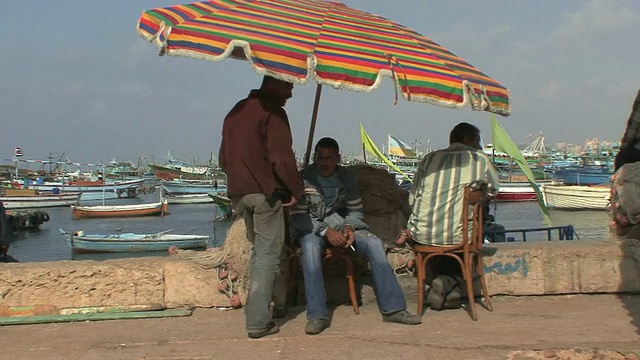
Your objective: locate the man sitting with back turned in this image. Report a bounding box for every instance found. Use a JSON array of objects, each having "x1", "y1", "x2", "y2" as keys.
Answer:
[
  {"x1": 290, "y1": 137, "x2": 421, "y2": 335},
  {"x1": 407, "y1": 122, "x2": 500, "y2": 310}
]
